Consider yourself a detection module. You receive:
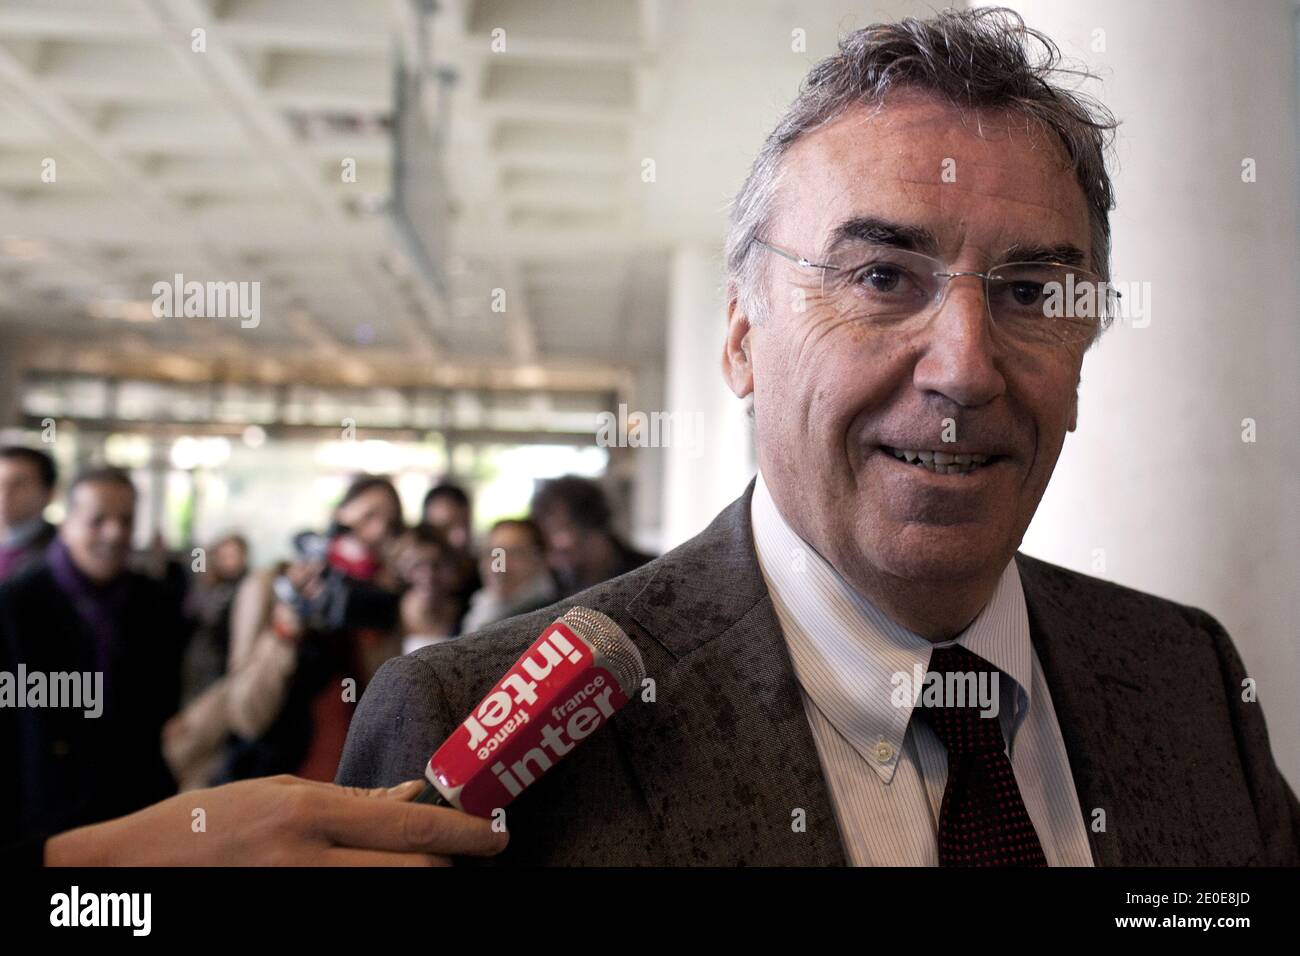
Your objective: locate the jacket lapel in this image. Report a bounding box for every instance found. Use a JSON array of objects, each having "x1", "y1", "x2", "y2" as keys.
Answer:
[
  {"x1": 612, "y1": 484, "x2": 845, "y2": 866},
  {"x1": 1017, "y1": 553, "x2": 1268, "y2": 866},
  {"x1": 1016, "y1": 554, "x2": 1124, "y2": 865}
]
